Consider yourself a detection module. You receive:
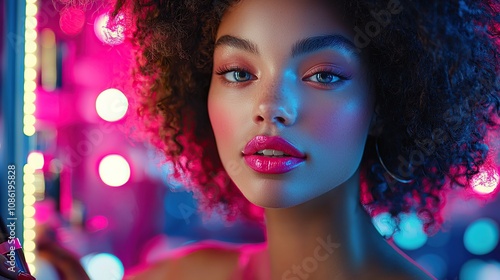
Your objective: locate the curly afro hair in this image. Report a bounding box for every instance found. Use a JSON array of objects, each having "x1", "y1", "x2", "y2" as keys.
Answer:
[{"x1": 111, "y1": 0, "x2": 500, "y2": 231}]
